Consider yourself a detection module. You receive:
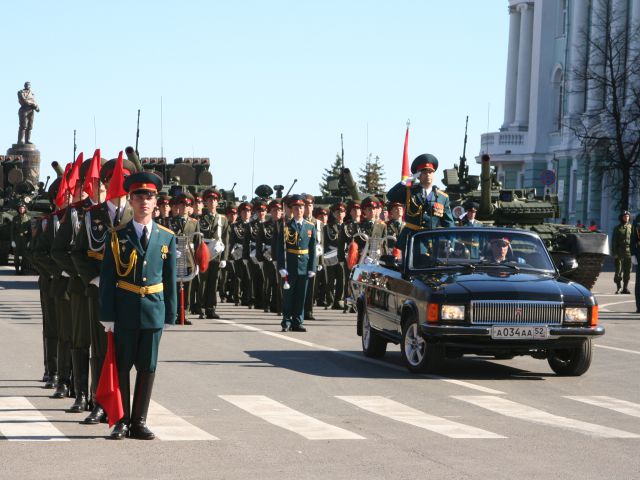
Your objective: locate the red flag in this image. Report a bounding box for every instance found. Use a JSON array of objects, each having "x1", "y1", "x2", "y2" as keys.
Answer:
[
  {"x1": 54, "y1": 163, "x2": 72, "y2": 208},
  {"x1": 195, "y1": 241, "x2": 210, "y2": 273},
  {"x1": 83, "y1": 149, "x2": 101, "y2": 200},
  {"x1": 401, "y1": 124, "x2": 410, "y2": 180},
  {"x1": 67, "y1": 152, "x2": 83, "y2": 195},
  {"x1": 106, "y1": 151, "x2": 127, "y2": 201},
  {"x1": 95, "y1": 331, "x2": 124, "y2": 427}
]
